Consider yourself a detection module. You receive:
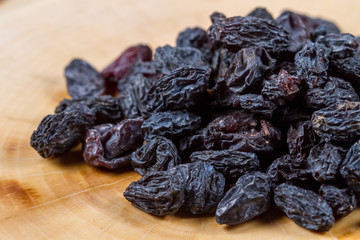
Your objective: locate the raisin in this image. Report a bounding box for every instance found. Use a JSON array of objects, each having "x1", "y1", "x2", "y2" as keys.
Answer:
[
  {"x1": 319, "y1": 184, "x2": 356, "y2": 218},
  {"x1": 30, "y1": 105, "x2": 96, "y2": 158},
  {"x1": 204, "y1": 111, "x2": 281, "y2": 154},
  {"x1": 247, "y1": 7, "x2": 274, "y2": 21},
  {"x1": 169, "y1": 161, "x2": 225, "y2": 214},
  {"x1": 176, "y1": 27, "x2": 212, "y2": 63},
  {"x1": 276, "y1": 11, "x2": 310, "y2": 52},
  {"x1": 274, "y1": 183, "x2": 335, "y2": 231},
  {"x1": 316, "y1": 33, "x2": 358, "y2": 59},
  {"x1": 216, "y1": 172, "x2": 271, "y2": 225},
  {"x1": 140, "y1": 66, "x2": 211, "y2": 114},
  {"x1": 83, "y1": 129, "x2": 132, "y2": 169},
  {"x1": 295, "y1": 42, "x2": 329, "y2": 88},
  {"x1": 55, "y1": 95, "x2": 123, "y2": 123},
  {"x1": 210, "y1": 48, "x2": 236, "y2": 87},
  {"x1": 210, "y1": 11, "x2": 226, "y2": 24},
  {"x1": 177, "y1": 128, "x2": 206, "y2": 160},
  {"x1": 232, "y1": 94, "x2": 277, "y2": 118},
  {"x1": 261, "y1": 69, "x2": 301, "y2": 106},
  {"x1": 82, "y1": 119, "x2": 143, "y2": 169},
  {"x1": 312, "y1": 102, "x2": 360, "y2": 142},
  {"x1": 65, "y1": 59, "x2": 105, "y2": 99},
  {"x1": 154, "y1": 45, "x2": 208, "y2": 75},
  {"x1": 304, "y1": 77, "x2": 359, "y2": 110},
  {"x1": 190, "y1": 150, "x2": 259, "y2": 183},
  {"x1": 141, "y1": 111, "x2": 201, "y2": 141},
  {"x1": 131, "y1": 137, "x2": 182, "y2": 176},
  {"x1": 329, "y1": 56, "x2": 360, "y2": 96},
  {"x1": 103, "y1": 119, "x2": 144, "y2": 159},
  {"x1": 287, "y1": 120, "x2": 319, "y2": 158},
  {"x1": 101, "y1": 45, "x2": 152, "y2": 94},
  {"x1": 215, "y1": 46, "x2": 276, "y2": 104},
  {"x1": 340, "y1": 140, "x2": 360, "y2": 195},
  {"x1": 123, "y1": 171, "x2": 185, "y2": 216},
  {"x1": 208, "y1": 16, "x2": 290, "y2": 54},
  {"x1": 267, "y1": 154, "x2": 312, "y2": 187},
  {"x1": 308, "y1": 141, "x2": 347, "y2": 182}
]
